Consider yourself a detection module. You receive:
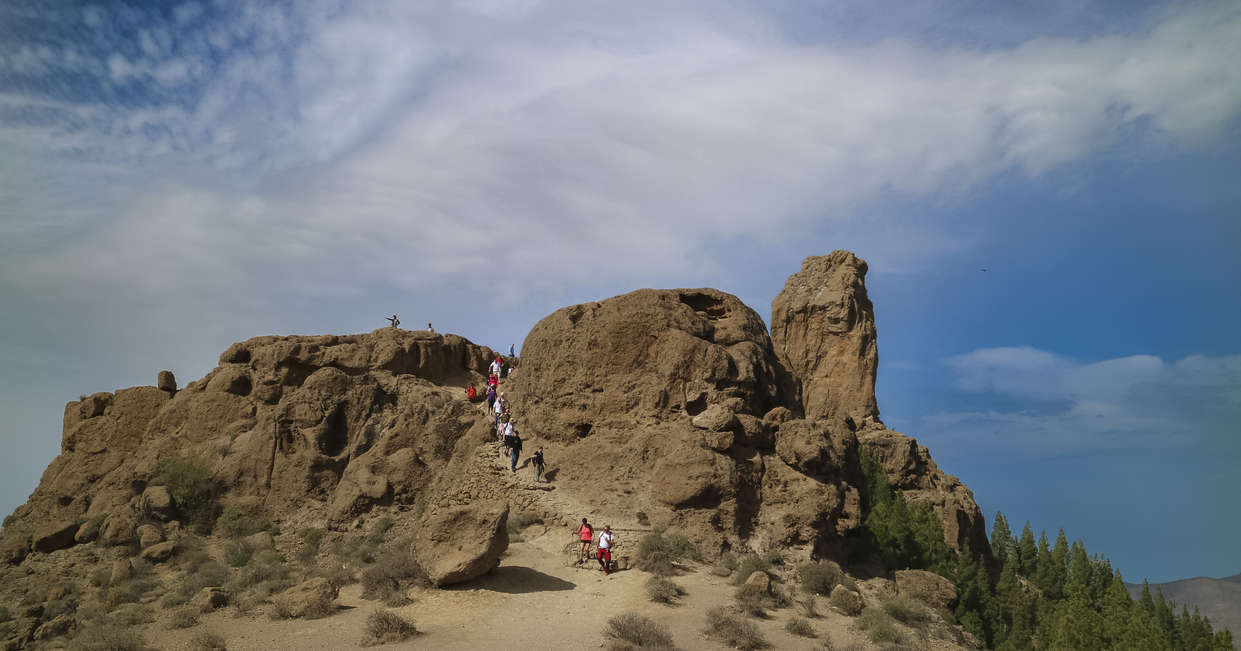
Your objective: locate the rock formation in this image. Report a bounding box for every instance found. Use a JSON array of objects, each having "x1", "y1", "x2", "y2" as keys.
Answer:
[{"x1": 771, "y1": 250, "x2": 879, "y2": 426}]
